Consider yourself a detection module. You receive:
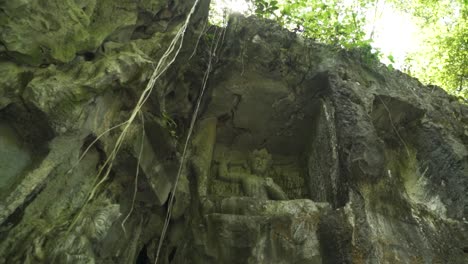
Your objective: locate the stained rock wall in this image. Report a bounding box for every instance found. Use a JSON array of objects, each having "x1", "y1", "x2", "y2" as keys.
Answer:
[
  {"x1": 1, "y1": 1, "x2": 467, "y2": 264},
  {"x1": 0, "y1": 0, "x2": 209, "y2": 263},
  {"x1": 187, "y1": 16, "x2": 468, "y2": 263}
]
